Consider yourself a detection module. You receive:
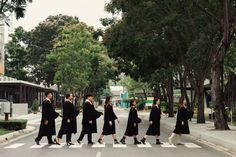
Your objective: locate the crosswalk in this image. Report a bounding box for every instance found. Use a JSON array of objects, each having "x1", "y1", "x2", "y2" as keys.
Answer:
[{"x1": 2, "y1": 142, "x2": 202, "y2": 149}]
